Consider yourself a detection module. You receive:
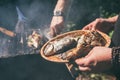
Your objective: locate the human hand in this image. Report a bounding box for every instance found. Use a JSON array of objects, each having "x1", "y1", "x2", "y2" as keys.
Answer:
[
  {"x1": 49, "y1": 16, "x2": 64, "y2": 37},
  {"x1": 75, "y1": 47, "x2": 112, "y2": 73},
  {"x1": 82, "y1": 18, "x2": 114, "y2": 34}
]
